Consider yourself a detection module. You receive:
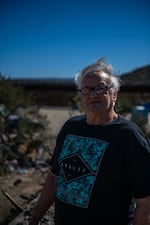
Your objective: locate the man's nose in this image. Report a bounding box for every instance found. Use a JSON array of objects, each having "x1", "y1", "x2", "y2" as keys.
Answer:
[{"x1": 90, "y1": 88, "x2": 98, "y2": 96}]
